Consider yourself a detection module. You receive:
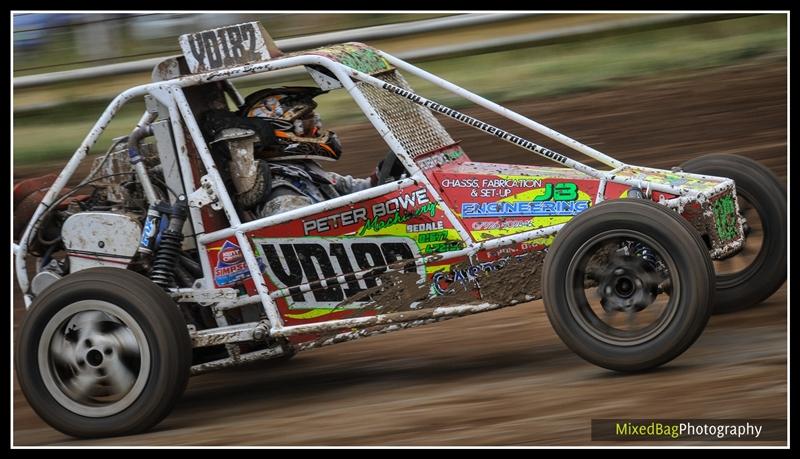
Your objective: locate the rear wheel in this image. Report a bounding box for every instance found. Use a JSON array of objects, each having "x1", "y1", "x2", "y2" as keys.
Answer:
[
  {"x1": 681, "y1": 153, "x2": 786, "y2": 313},
  {"x1": 15, "y1": 268, "x2": 192, "y2": 438},
  {"x1": 543, "y1": 199, "x2": 714, "y2": 372}
]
